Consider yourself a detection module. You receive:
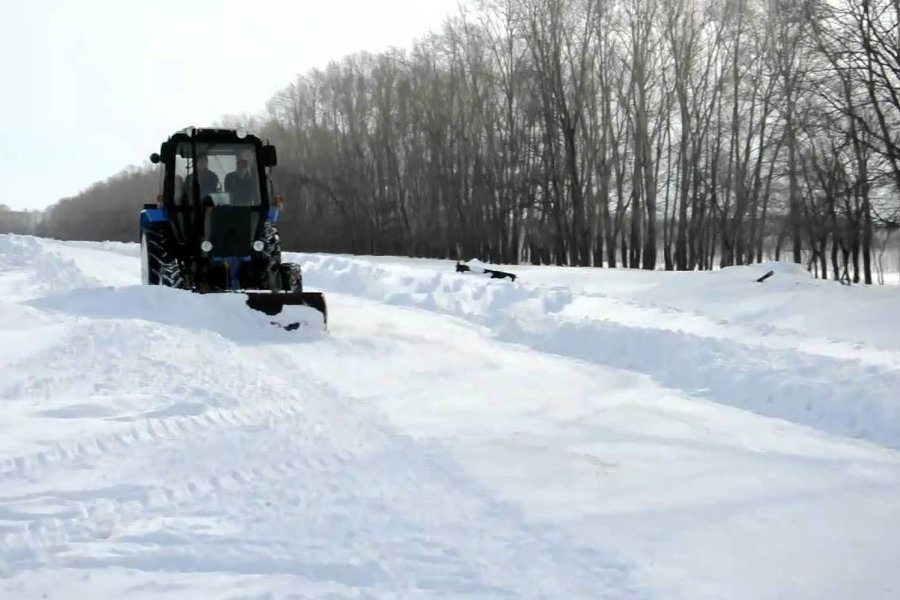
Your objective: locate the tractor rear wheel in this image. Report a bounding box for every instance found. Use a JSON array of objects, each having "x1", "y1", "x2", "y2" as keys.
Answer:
[{"x1": 141, "y1": 225, "x2": 183, "y2": 288}]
